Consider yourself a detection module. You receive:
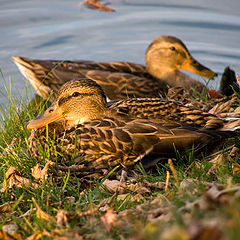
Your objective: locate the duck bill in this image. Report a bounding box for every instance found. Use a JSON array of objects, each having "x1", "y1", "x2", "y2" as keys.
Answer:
[
  {"x1": 26, "y1": 104, "x2": 65, "y2": 129},
  {"x1": 181, "y1": 57, "x2": 217, "y2": 79}
]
